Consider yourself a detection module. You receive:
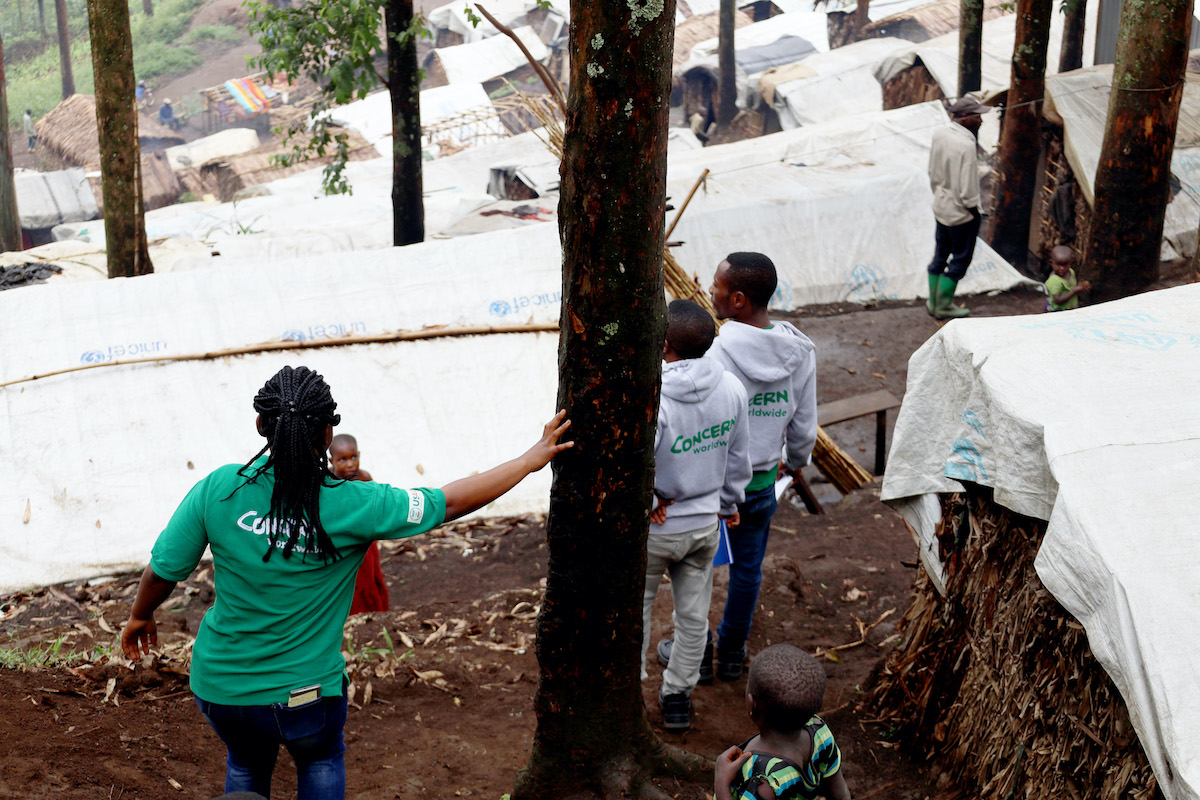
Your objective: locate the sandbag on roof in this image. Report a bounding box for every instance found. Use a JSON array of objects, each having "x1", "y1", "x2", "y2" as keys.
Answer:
[
  {"x1": 14, "y1": 168, "x2": 99, "y2": 230},
  {"x1": 882, "y1": 284, "x2": 1200, "y2": 800}
]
